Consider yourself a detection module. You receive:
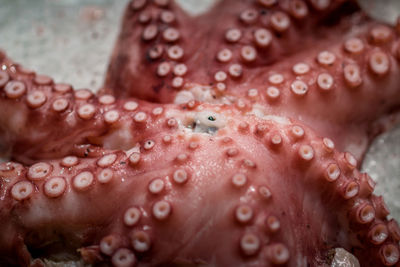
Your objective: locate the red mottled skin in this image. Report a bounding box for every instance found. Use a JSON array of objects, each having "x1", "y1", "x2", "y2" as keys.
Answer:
[{"x1": 1, "y1": 0, "x2": 400, "y2": 266}]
